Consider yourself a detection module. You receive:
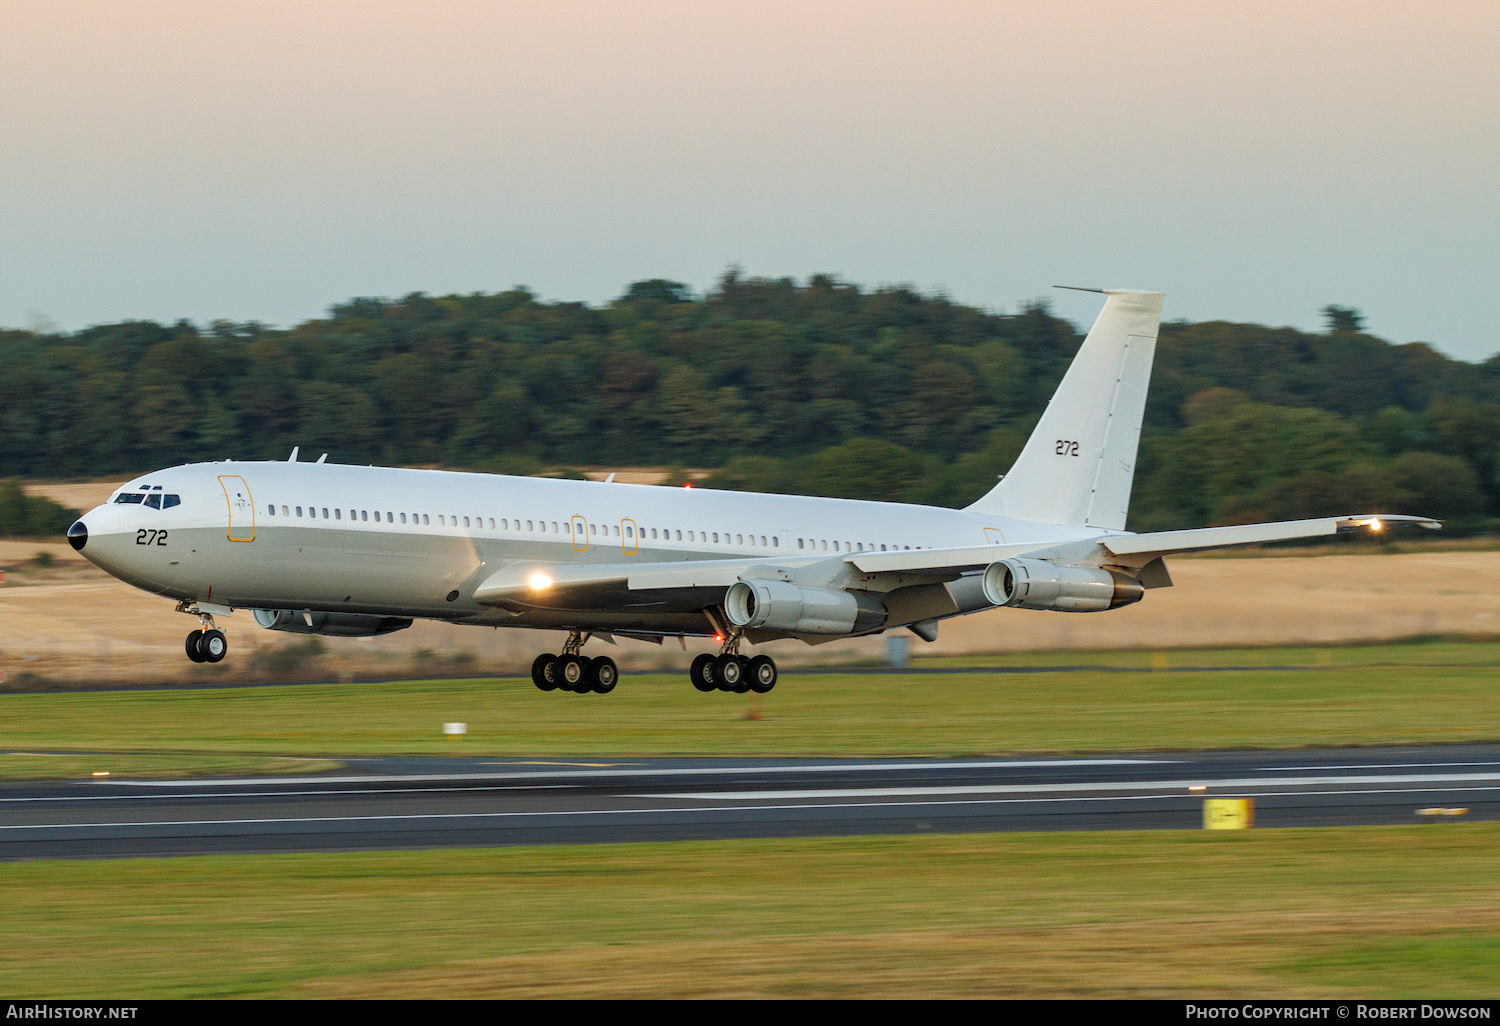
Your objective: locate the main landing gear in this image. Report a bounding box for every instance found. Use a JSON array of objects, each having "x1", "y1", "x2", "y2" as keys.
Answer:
[
  {"x1": 178, "y1": 603, "x2": 228, "y2": 664},
  {"x1": 531, "y1": 630, "x2": 618, "y2": 695},
  {"x1": 528, "y1": 627, "x2": 778, "y2": 696},
  {"x1": 688, "y1": 628, "x2": 777, "y2": 694}
]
